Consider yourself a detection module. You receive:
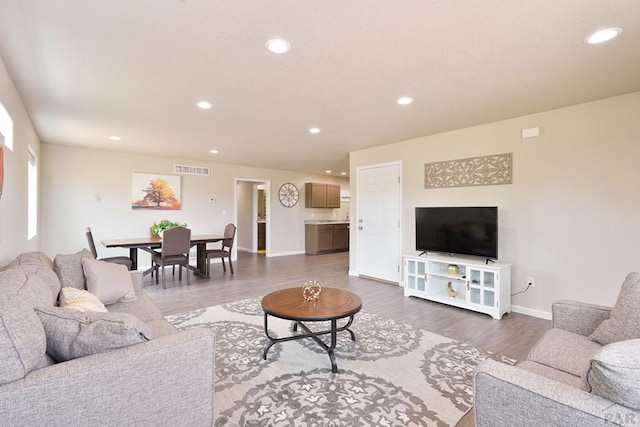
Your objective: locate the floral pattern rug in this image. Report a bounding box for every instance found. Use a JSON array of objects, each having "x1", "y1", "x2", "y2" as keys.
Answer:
[{"x1": 166, "y1": 298, "x2": 513, "y2": 427}]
